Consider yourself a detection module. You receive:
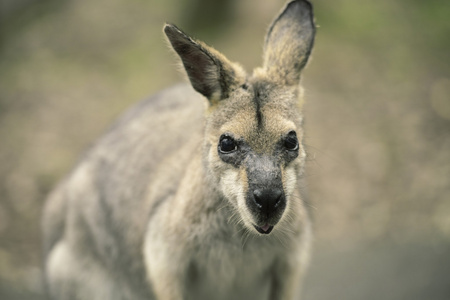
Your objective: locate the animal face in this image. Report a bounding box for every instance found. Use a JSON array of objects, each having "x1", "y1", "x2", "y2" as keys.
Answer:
[
  {"x1": 164, "y1": 0, "x2": 315, "y2": 235},
  {"x1": 205, "y1": 81, "x2": 306, "y2": 234}
]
